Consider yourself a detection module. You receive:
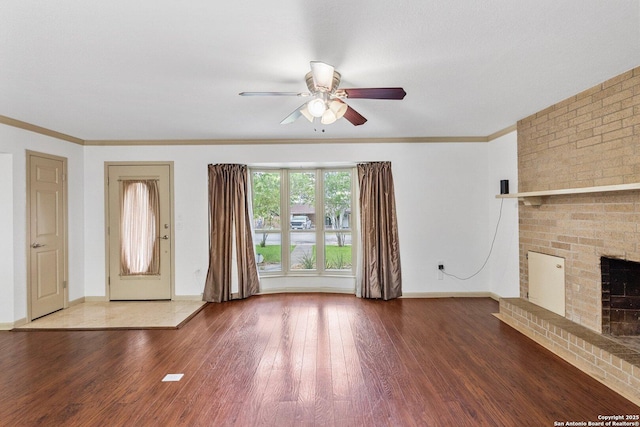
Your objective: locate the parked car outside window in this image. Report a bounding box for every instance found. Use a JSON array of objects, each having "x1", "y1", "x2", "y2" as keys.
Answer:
[{"x1": 290, "y1": 215, "x2": 311, "y2": 229}]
